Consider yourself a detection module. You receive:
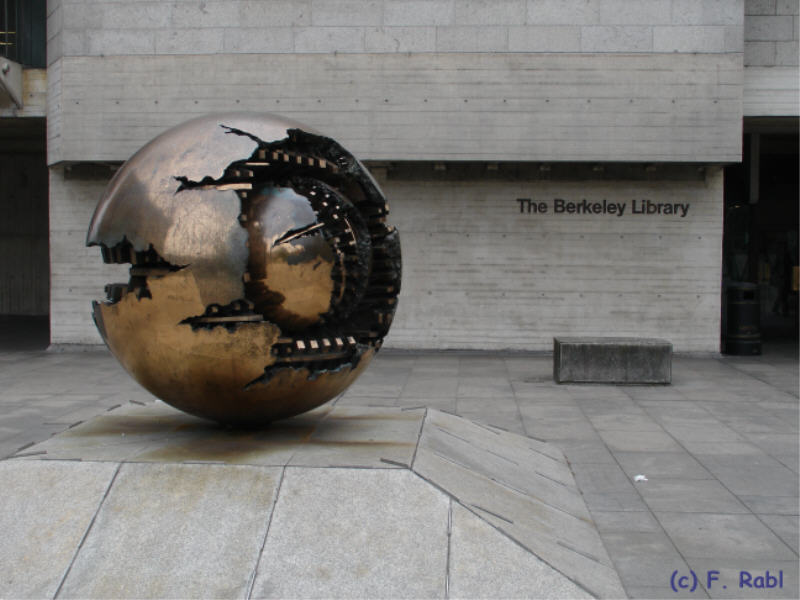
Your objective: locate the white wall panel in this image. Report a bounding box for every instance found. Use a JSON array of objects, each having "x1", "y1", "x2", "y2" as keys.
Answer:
[
  {"x1": 383, "y1": 170, "x2": 723, "y2": 352},
  {"x1": 49, "y1": 52, "x2": 742, "y2": 165},
  {"x1": 49, "y1": 168, "x2": 119, "y2": 344},
  {"x1": 49, "y1": 168, "x2": 724, "y2": 352}
]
